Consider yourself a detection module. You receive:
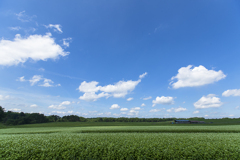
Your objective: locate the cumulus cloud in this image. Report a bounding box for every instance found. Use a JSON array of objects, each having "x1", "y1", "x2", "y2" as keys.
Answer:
[
  {"x1": 30, "y1": 104, "x2": 38, "y2": 108},
  {"x1": 141, "y1": 103, "x2": 146, "y2": 107},
  {"x1": 128, "y1": 109, "x2": 139, "y2": 116},
  {"x1": 100, "y1": 80, "x2": 141, "y2": 98},
  {"x1": 139, "y1": 72, "x2": 147, "y2": 79},
  {"x1": 39, "y1": 78, "x2": 54, "y2": 87},
  {"x1": 44, "y1": 24, "x2": 63, "y2": 33},
  {"x1": 78, "y1": 73, "x2": 145, "y2": 101},
  {"x1": 167, "y1": 107, "x2": 187, "y2": 113},
  {"x1": 194, "y1": 94, "x2": 223, "y2": 109},
  {"x1": 18, "y1": 75, "x2": 60, "y2": 87},
  {"x1": 48, "y1": 101, "x2": 71, "y2": 110},
  {"x1": 222, "y1": 89, "x2": 240, "y2": 97},
  {"x1": 131, "y1": 107, "x2": 141, "y2": 110},
  {"x1": 29, "y1": 75, "x2": 42, "y2": 86},
  {"x1": 152, "y1": 96, "x2": 174, "y2": 107},
  {"x1": 120, "y1": 108, "x2": 128, "y2": 111},
  {"x1": 110, "y1": 104, "x2": 120, "y2": 109},
  {"x1": 170, "y1": 65, "x2": 226, "y2": 89},
  {"x1": 79, "y1": 92, "x2": 109, "y2": 101},
  {"x1": 127, "y1": 97, "x2": 133, "y2": 101},
  {"x1": 149, "y1": 108, "x2": 165, "y2": 113},
  {"x1": 0, "y1": 33, "x2": 69, "y2": 66},
  {"x1": 0, "y1": 95, "x2": 10, "y2": 100},
  {"x1": 143, "y1": 96, "x2": 152, "y2": 100},
  {"x1": 193, "y1": 110, "x2": 199, "y2": 114}
]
